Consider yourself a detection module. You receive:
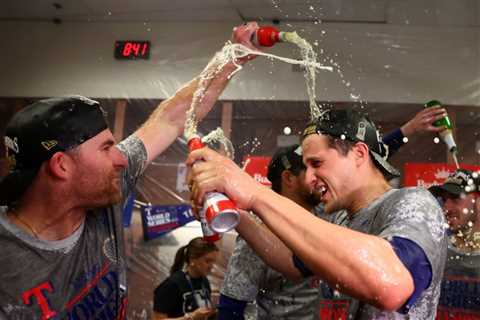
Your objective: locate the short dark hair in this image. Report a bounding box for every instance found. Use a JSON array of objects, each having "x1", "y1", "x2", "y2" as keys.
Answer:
[
  {"x1": 325, "y1": 135, "x2": 386, "y2": 175},
  {"x1": 302, "y1": 109, "x2": 399, "y2": 179},
  {"x1": 326, "y1": 135, "x2": 356, "y2": 156},
  {"x1": 268, "y1": 145, "x2": 305, "y2": 193}
]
